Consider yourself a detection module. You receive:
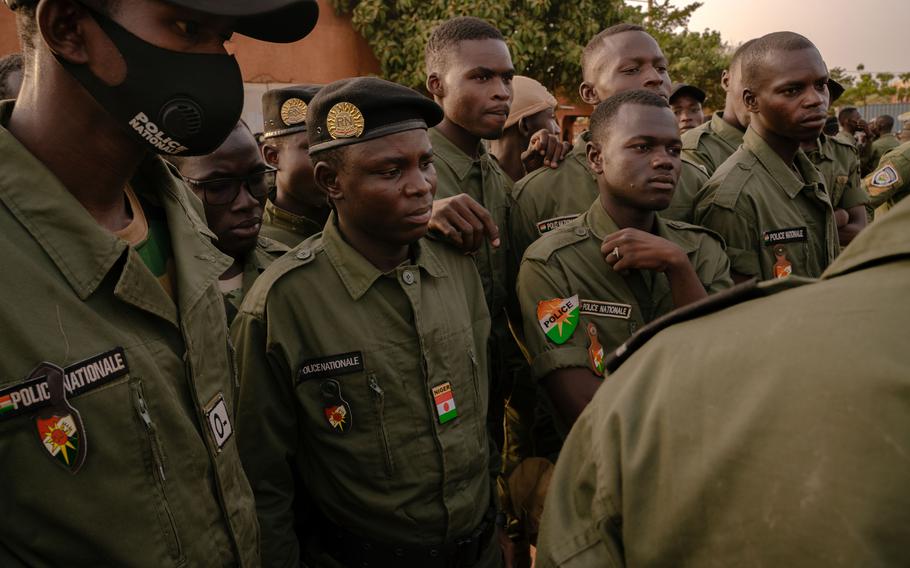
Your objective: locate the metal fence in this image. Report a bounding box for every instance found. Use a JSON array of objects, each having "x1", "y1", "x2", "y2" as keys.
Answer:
[{"x1": 855, "y1": 102, "x2": 910, "y2": 131}]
